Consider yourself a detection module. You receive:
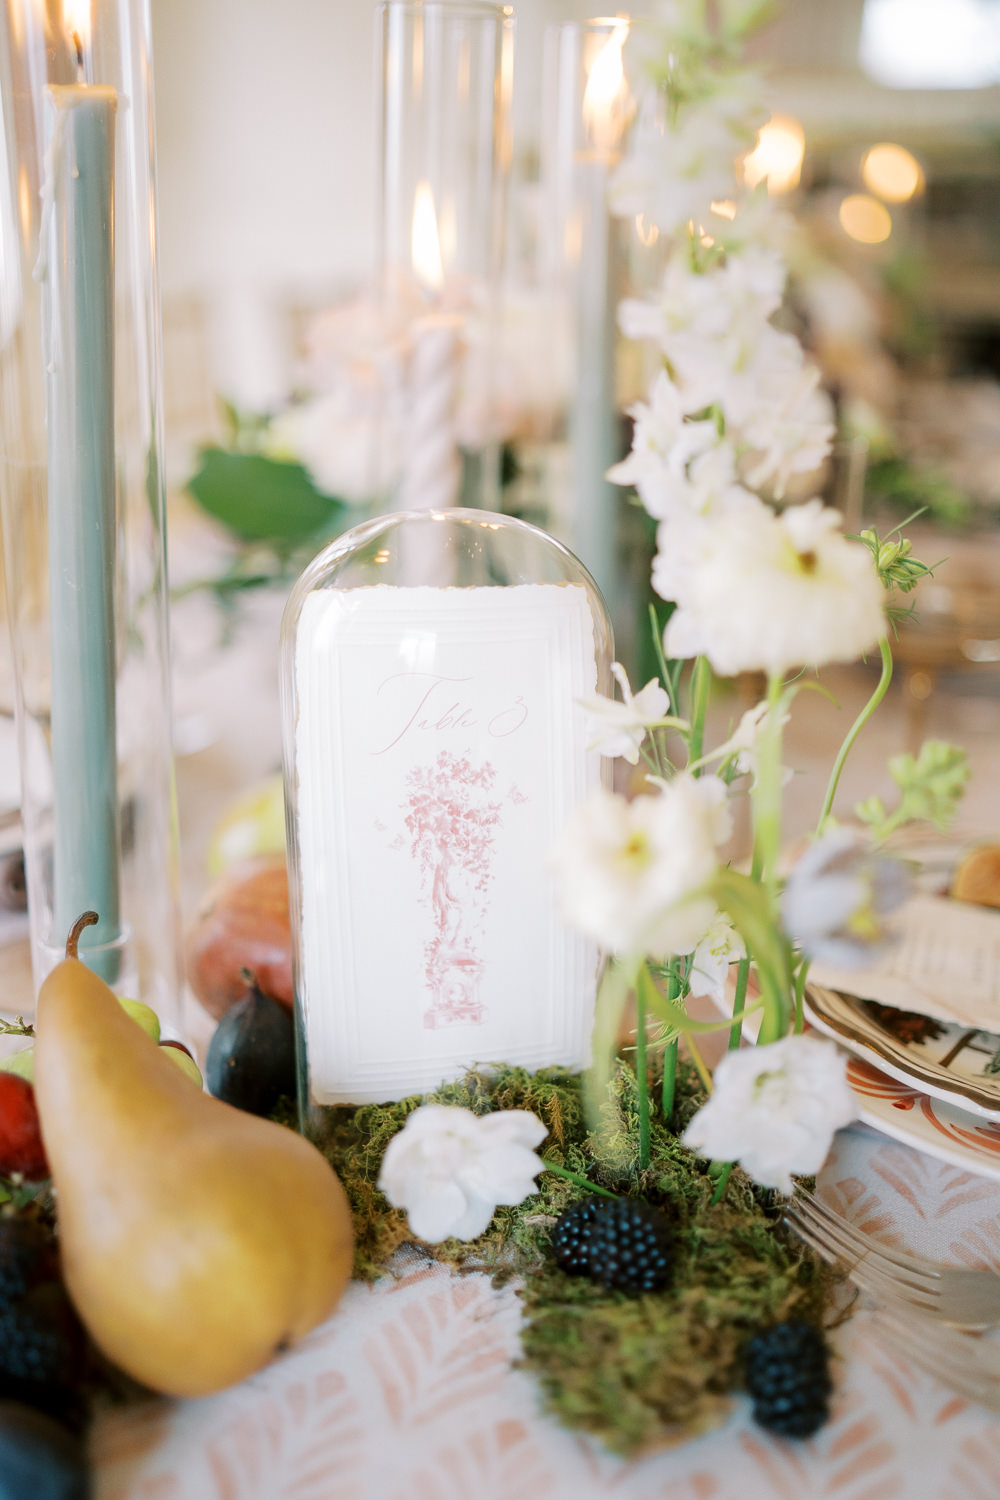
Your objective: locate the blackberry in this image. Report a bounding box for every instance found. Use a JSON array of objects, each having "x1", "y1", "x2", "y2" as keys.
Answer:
[
  {"x1": 0, "y1": 1285, "x2": 83, "y2": 1394},
  {"x1": 551, "y1": 1197, "x2": 673, "y2": 1293},
  {"x1": 0, "y1": 1219, "x2": 57, "y2": 1305},
  {"x1": 0, "y1": 1218, "x2": 85, "y2": 1416},
  {"x1": 551, "y1": 1198, "x2": 601, "y2": 1276},
  {"x1": 744, "y1": 1319, "x2": 832, "y2": 1439}
]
